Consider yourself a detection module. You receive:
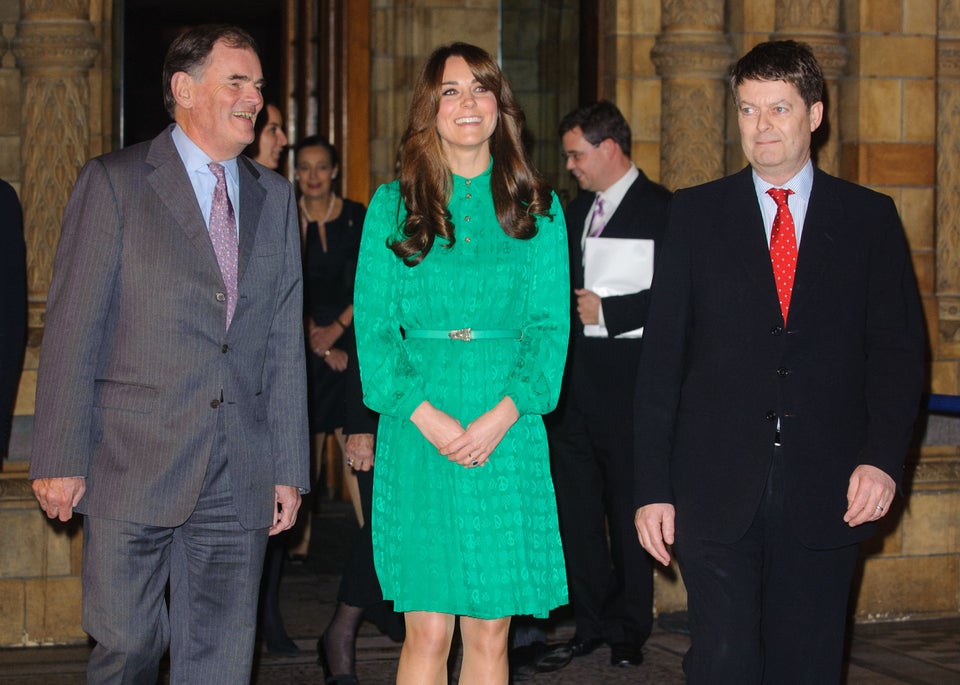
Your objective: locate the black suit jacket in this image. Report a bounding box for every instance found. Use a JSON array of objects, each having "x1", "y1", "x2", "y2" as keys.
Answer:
[
  {"x1": 634, "y1": 166, "x2": 925, "y2": 549},
  {"x1": 0, "y1": 180, "x2": 25, "y2": 454},
  {"x1": 557, "y1": 170, "x2": 671, "y2": 429}
]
